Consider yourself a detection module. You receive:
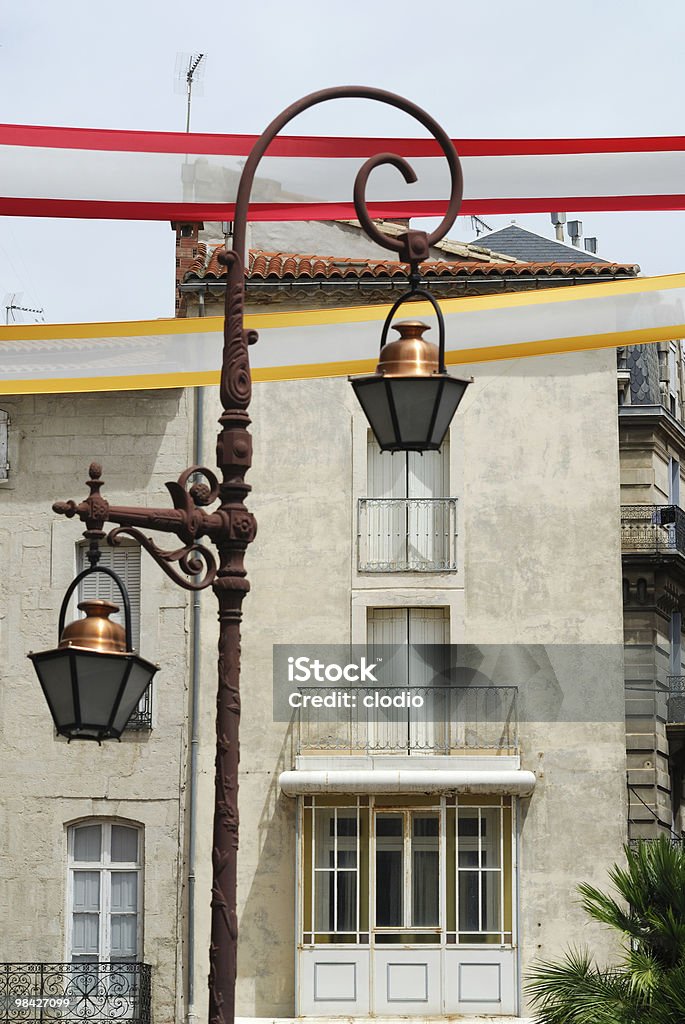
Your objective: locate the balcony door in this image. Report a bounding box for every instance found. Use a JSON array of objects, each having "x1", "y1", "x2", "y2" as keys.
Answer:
[
  {"x1": 366, "y1": 436, "x2": 449, "y2": 570},
  {"x1": 367, "y1": 608, "x2": 449, "y2": 752}
]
